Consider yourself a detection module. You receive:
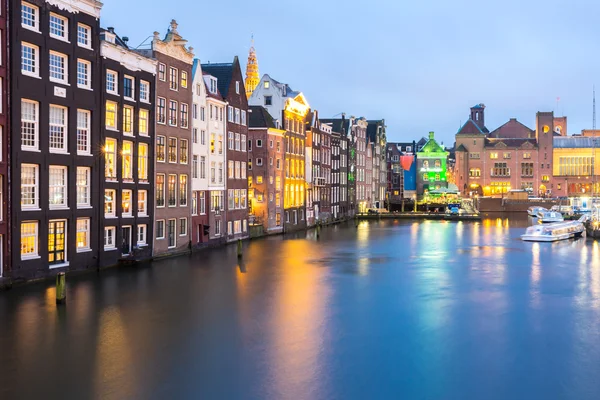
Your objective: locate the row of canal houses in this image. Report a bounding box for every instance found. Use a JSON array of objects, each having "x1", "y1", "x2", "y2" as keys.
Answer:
[{"x1": 0, "y1": 0, "x2": 388, "y2": 283}]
